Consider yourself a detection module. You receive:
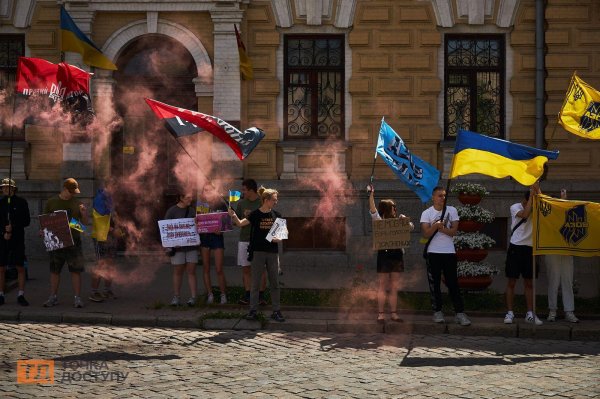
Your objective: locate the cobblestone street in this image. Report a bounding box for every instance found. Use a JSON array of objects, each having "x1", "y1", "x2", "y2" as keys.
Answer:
[{"x1": 1, "y1": 323, "x2": 599, "y2": 398}]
